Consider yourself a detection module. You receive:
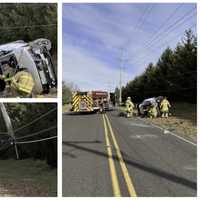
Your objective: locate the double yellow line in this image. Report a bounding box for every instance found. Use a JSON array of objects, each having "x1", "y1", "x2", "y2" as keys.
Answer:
[{"x1": 102, "y1": 114, "x2": 137, "y2": 197}]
